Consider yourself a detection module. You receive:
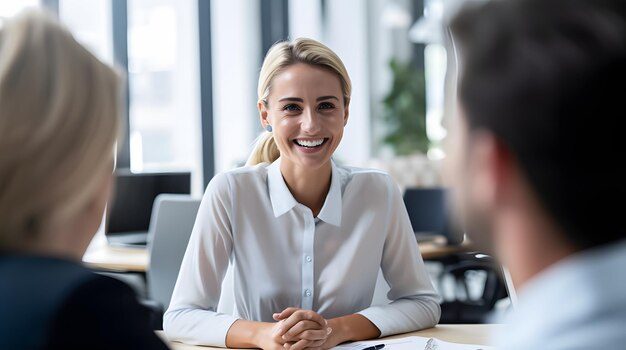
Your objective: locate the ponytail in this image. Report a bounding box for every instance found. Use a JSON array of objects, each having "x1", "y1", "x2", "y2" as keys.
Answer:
[{"x1": 246, "y1": 132, "x2": 280, "y2": 166}]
